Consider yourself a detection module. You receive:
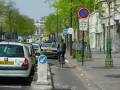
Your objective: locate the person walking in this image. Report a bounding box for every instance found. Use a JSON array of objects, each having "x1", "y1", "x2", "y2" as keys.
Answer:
[{"x1": 58, "y1": 39, "x2": 66, "y2": 64}]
